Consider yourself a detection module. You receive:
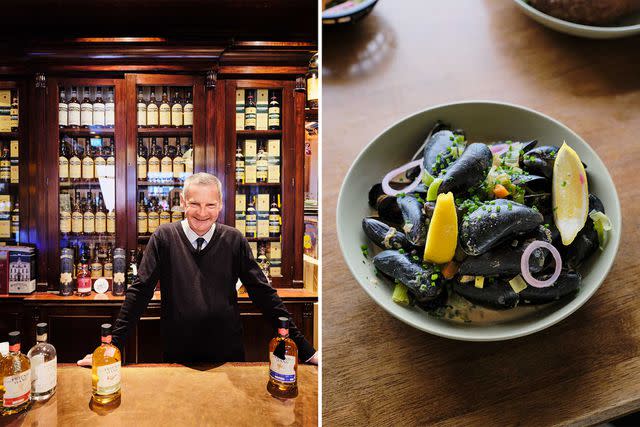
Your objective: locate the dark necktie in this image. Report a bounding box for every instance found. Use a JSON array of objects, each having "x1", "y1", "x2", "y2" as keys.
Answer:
[{"x1": 196, "y1": 237, "x2": 205, "y2": 253}]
